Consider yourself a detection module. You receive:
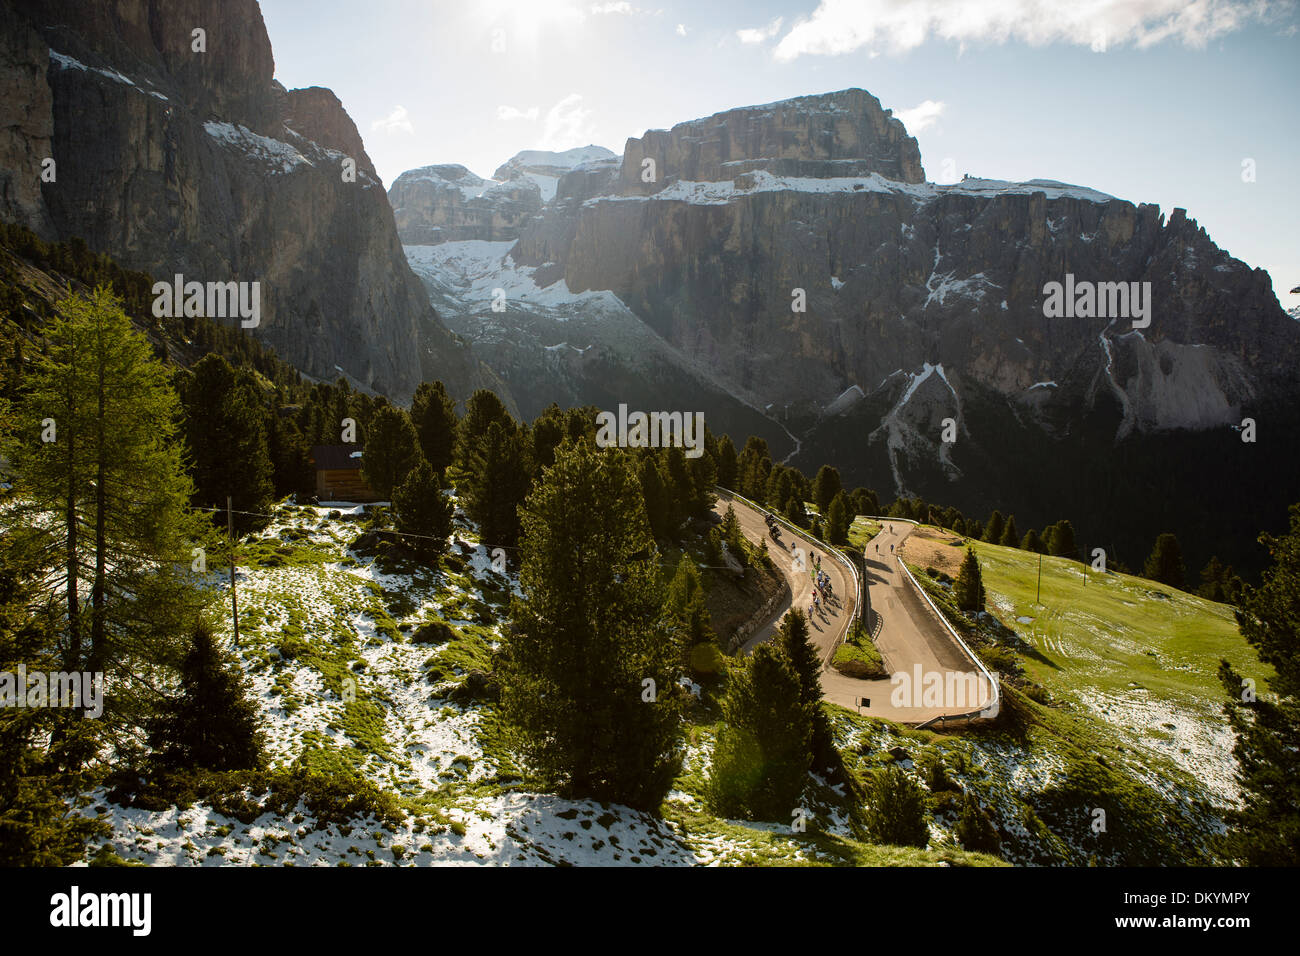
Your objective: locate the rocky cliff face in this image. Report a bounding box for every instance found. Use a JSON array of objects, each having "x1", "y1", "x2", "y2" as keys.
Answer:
[
  {"x1": 524, "y1": 175, "x2": 1293, "y2": 439},
  {"x1": 0, "y1": 0, "x2": 498, "y2": 405},
  {"x1": 389, "y1": 146, "x2": 617, "y2": 245},
  {"x1": 0, "y1": 10, "x2": 53, "y2": 237},
  {"x1": 619, "y1": 89, "x2": 924, "y2": 195},
  {"x1": 510, "y1": 91, "x2": 1295, "y2": 450},
  {"x1": 390, "y1": 165, "x2": 543, "y2": 244},
  {"x1": 417, "y1": 86, "x2": 1296, "y2": 569}
]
